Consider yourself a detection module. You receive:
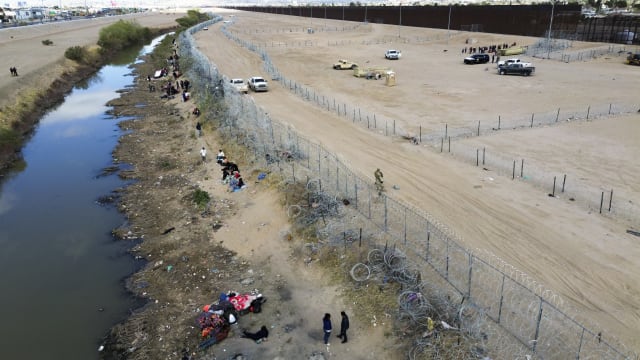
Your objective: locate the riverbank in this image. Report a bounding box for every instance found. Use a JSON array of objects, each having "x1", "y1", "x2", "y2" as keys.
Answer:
[
  {"x1": 0, "y1": 13, "x2": 181, "y2": 174},
  {"x1": 101, "y1": 34, "x2": 399, "y2": 359}
]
